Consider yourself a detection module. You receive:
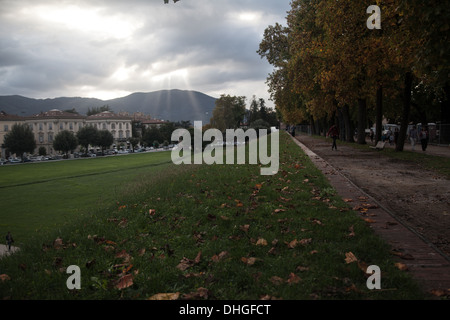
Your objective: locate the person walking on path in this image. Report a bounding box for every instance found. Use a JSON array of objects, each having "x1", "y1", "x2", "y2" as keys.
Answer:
[
  {"x1": 409, "y1": 126, "x2": 418, "y2": 151},
  {"x1": 5, "y1": 231, "x2": 14, "y2": 253},
  {"x1": 420, "y1": 126, "x2": 429, "y2": 151},
  {"x1": 327, "y1": 124, "x2": 339, "y2": 151}
]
